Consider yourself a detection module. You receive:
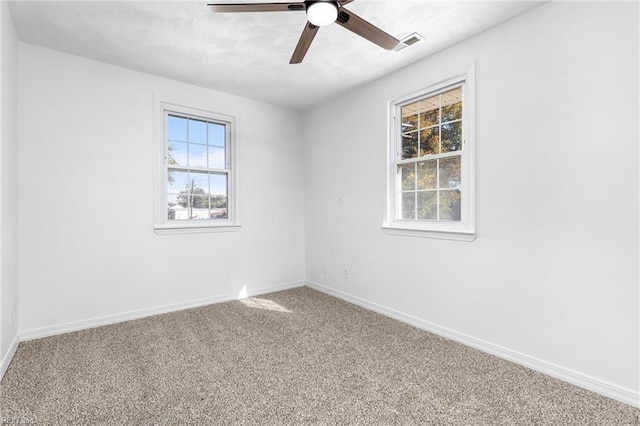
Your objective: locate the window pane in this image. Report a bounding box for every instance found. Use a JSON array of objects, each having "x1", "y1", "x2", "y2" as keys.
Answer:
[
  {"x1": 167, "y1": 193, "x2": 181, "y2": 206},
  {"x1": 168, "y1": 115, "x2": 187, "y2": 142},
  {"x1": 168, "y1": 198, "x2": 186, "y2": 221},
  {"x1": 441, "y1": 87, "x2": 462, "y2": 123},
  {"x1": 188, "y1": 144, "x2": 207, "y2": 168},
  {"x1": 439, "y1": 189, "x2": 461, "y2": 221},
  {"x1": 189, "y1": 170, "x2": 209, "y2": 193},
  {"x1": 208, "y1": 123, "x2": 226, "y2": 147},
  {"x1": 188, "y1": 118, "x2": 207, "y2": 144},
  {"x1": 189, "y1": 195, "x2": 211, "y2": 220},
  {"x1": 208, "y1": 146, "x2": 225, "y2": 170},
  {"x1": 402, "y1": 132, "x2": 419, "y2": 159},
  {"x1": 210, "y1": 173, "x2": 227, "y2": 196},
  {"x1": 190, "y1": 195, "x2": 210, "y2": 208},
  {"x1": 419, "y1": 127, "x2": 439, "y2": 156},
  {"x1": 401, "y1": 102, "x2": 419, "y2": 133},
  {"x1": 168, "y1": 141, "x2": 187, "y2": 167},
  {"x1": 211, "y1": 196, "x2": 228, "y2": 219},
  {"x1": 417, "y1": 160, "x2": 437, "y2": 190},
  {"x1": 419, "y1": 95, "x2": 439, "y2": 128},
  {"x1": 441, "y1": 121, "x2": 462, "y2": 153},
  {"x1": 417, "y1": 191, "x2": 437, "y2": 220},
  {"x1": 399, "y1": 164, "x2": 415, "y2": 191},
  {"x1": 167, "y1": 169, "x2": 188, "y2": 193},
  {"x1": 401, "y1": 192, "x2": 416, "y2": 220},
  {"x1": 439, "y1": 156, "x2": 461, "y2": 189}
]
